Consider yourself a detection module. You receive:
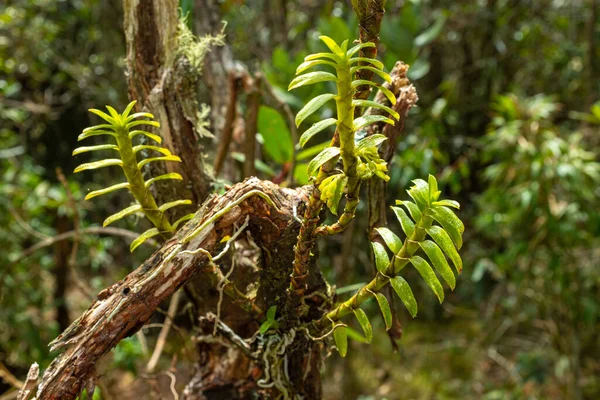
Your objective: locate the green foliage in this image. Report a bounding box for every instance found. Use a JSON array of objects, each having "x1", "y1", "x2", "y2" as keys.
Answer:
[
  {"x1": 73, "y1": 101, "x2": 194, "y2": 251},
  {"x1": 259, "y1": 305, "x2": 279, "y2": 334},
  {"x1": 327, "y1": 175, "x2": 464, "y2": 356}
]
